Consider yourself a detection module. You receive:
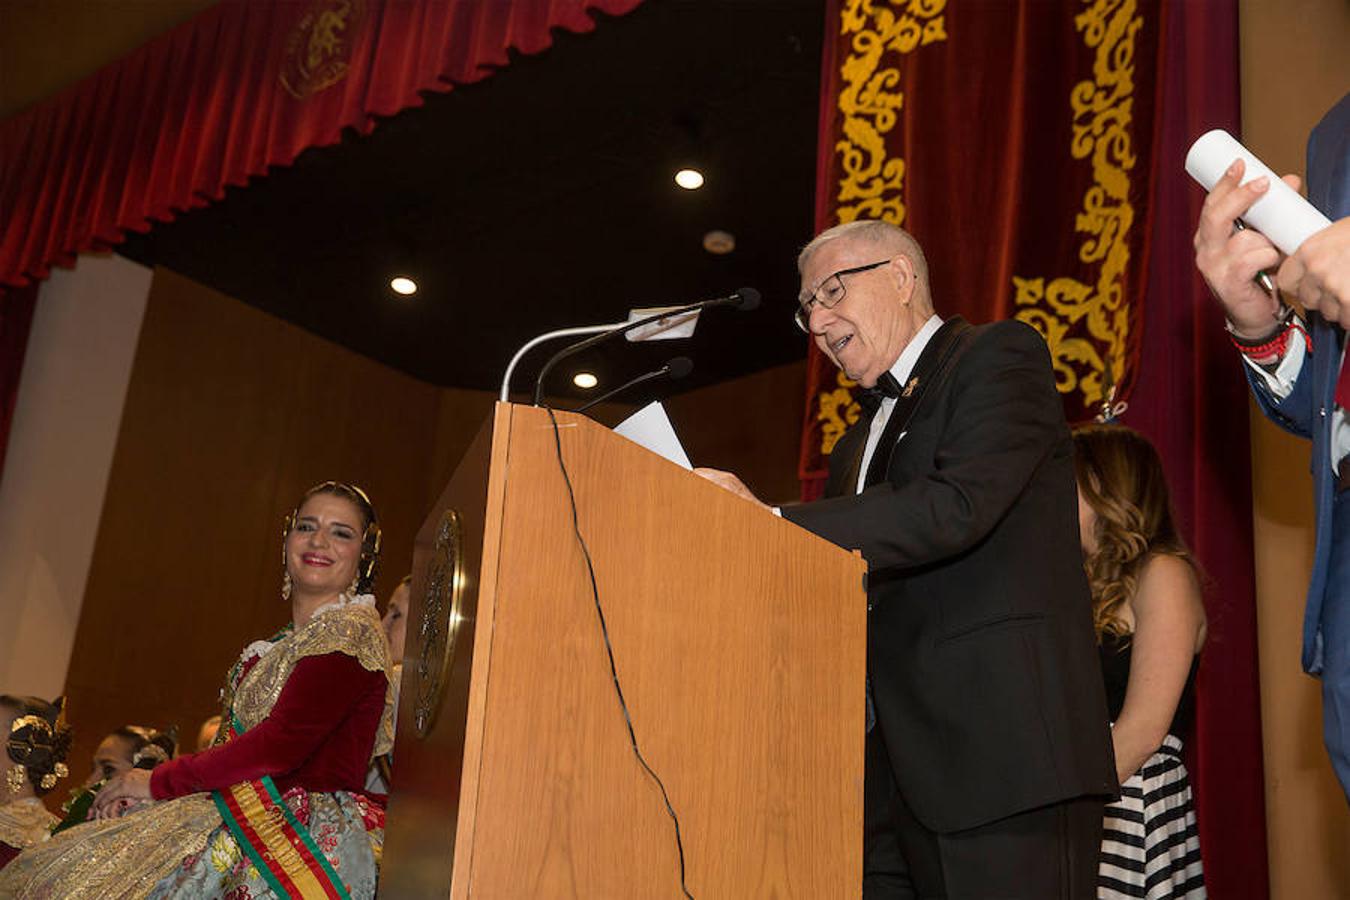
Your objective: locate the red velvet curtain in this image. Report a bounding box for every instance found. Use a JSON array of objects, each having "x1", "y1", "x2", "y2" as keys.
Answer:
[
  {"x1": 0, "y1": 285, "x2": 38, "y2": 478},
  {"x1": 803, "y1": 0, "x2": 1267, "y2": 892},
  {"x1": 1125, "y1": 1, "x2": 1269, "y2": 894},
  {"x1": 801, "y1": 0, "x2": 1159, "y2": 492},
  {"x1": 0, "y1": 0, "x2": 643, "y2": 290}
]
